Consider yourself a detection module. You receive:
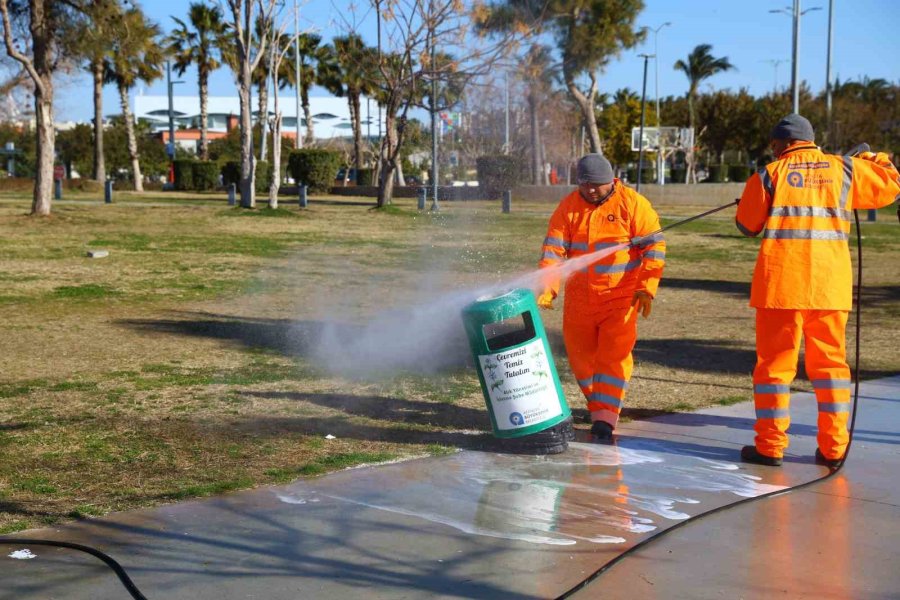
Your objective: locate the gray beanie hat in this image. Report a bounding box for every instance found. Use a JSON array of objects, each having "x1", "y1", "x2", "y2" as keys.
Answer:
[
  {"x1": 771, "y1": 114, "x2": 815, "y2": 142},
  {"x1": 577, "y1": 153, "x2": 614, "y2": 184}
]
